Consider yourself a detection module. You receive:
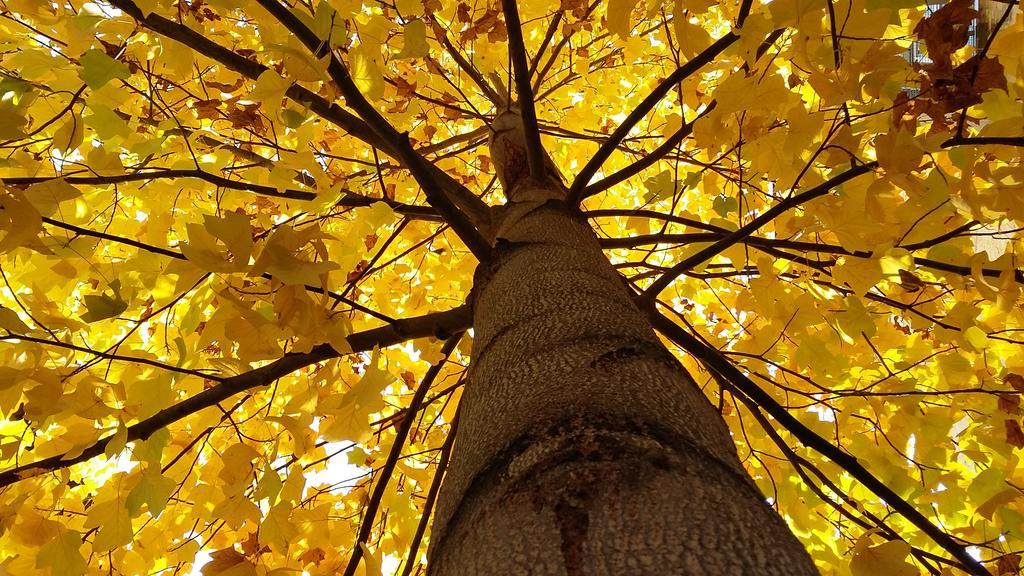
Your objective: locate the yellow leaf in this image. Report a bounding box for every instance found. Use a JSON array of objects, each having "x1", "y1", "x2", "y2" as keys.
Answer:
[
  {"x1": 259, "y1": 503, "x2": 298, "y2": 554},
  {"x1": 133, "y1": 0, "x2": 160, "y2": 18},
  {"x1": 219, "y1": 442, "x2": 261, "y2": 488},
  {"x1": 212, "y1": 494, "x2": 261, "y2": 530},
  {"x1": 250, "y1": 225, "x2": 338, "y2": 286},
  {"x1": 86, "y1": 146, "x2": 124, "y2": 176},
  {"x1": 833, "y1": 255, "x2": 882, "y2": 295},
  {"x1": 397, "y1": 20, "x2": 429, "y2": 59},
  {"x1": 607, "y1": 0, "x2": 639, "y2": 38},
  {"x1": 320, "y1": 351, "x2": 394, "y2": 442},
  {"x1": 24, "y1": 179, "x2": 82, "y2": 217},
  {"x1": 35, "y1": 528, "x2": 86, "y2": 576},
  {"x1": 0, "y1": 306, "x2": 31, "y2": 333},
  {"x1": 268, "y1": 43, "x2": 331, "y2": 84},
  {"x1": 201, "y1": 549, "x2": 257, "y2": 576},
  {"x1": 395, "y1": 0, "x2": 422, "y2": 15},
  {"x1": 279, "y1": 464, "x2": 306, "y2": 505},
  {"x1": 350, "y1": 45, "x2": 384, "y2": 101},
  {"x1": 963, "y1": 325, "x2": 989, "y2": 350},
  {"x1": 181, "y1": 212, "x2": 254, "y2": 273},
  {"x1": 52, "y1": 113, "x2": 85, "y2": 155},
  {"x1": 672, "y1": 1, "x2": 714, "y2": 58},
  {"x1": 84, "y1": 498, "x2": 133, "y2": 552},
  {"x1": 358, "y1": 543, "x2": 383, "y2": 576},
  {"x1": 249, "y1": 69, "x2": 292, "y2": 106},
  {"x1": 324, "y1": 312, "x2": 354, "y2": 353},
  {"x1": 0, "y1": 105, "x2": 28, "y2": 139},
  {"x1": 266, "y1": 416, "x2": 310, "y2": 457},
  {"x1": 0, "y1": 187, "x2": 42, "y2": 253},
  {"x1": 836, "y1": 296, "x2": 876, "y2": 343},
  {"x1": 880, "y1": 248, "x2": 914, "y2": 278},
  {"x1": 103, "y1": 420, "x2": 129, "y2": 459},
  {"x1": 875, "y1": 131, "x2": 923, "y2": 175},
  {"x1": 126, "y1": 467, "x2": 178, "y2": 517},
  {"x1": 9, "y1": 49, "x2": 62, "y2": 81},
  {"x1": 850, "y1": 540, "x2": 917, "y2": 576}
]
